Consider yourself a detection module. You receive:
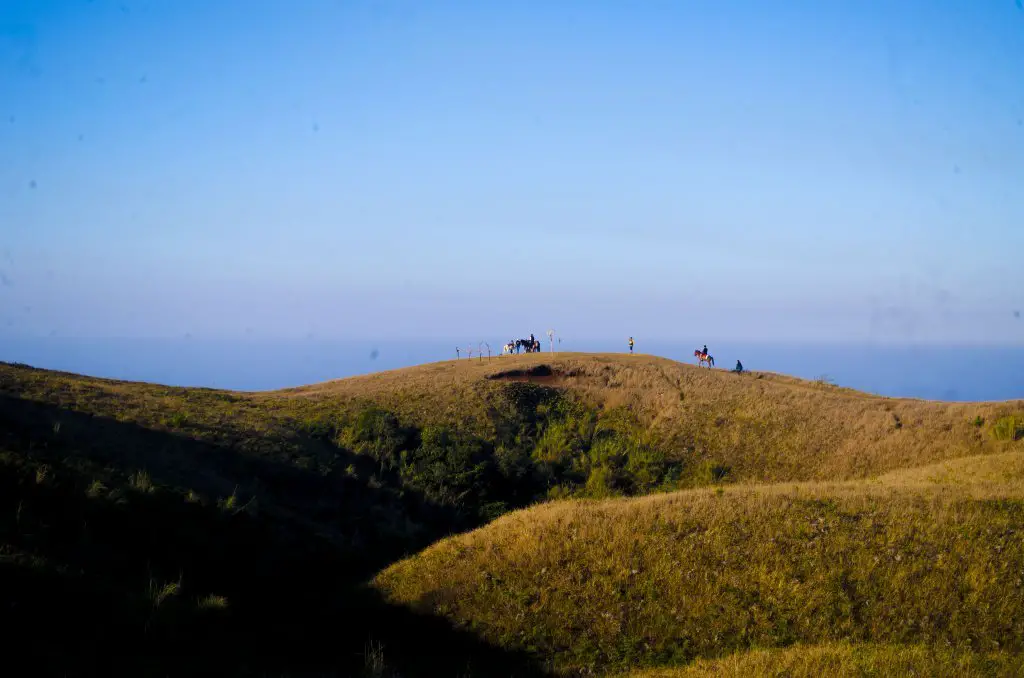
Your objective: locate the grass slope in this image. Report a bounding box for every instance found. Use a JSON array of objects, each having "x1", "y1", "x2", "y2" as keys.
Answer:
[
  {"x1": 2, "y1": 354, "x2": 1023, "y2": 676},
  {"x1": 374, "y1": 452, "x2": 1024, "y2": 674}
]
